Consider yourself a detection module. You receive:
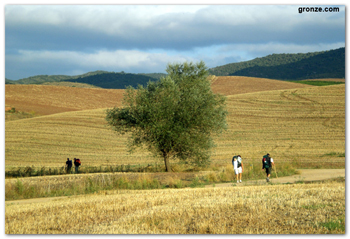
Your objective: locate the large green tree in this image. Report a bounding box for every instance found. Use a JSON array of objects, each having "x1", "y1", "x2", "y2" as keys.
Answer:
[{"x1": 106, "y1": 61, "x2": 227, "y2": 172}]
